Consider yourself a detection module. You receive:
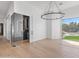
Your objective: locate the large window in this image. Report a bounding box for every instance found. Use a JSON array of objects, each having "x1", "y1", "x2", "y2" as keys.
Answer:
[{"x1": 62, "y1": 17, "x2": 79, "y2": 42}]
